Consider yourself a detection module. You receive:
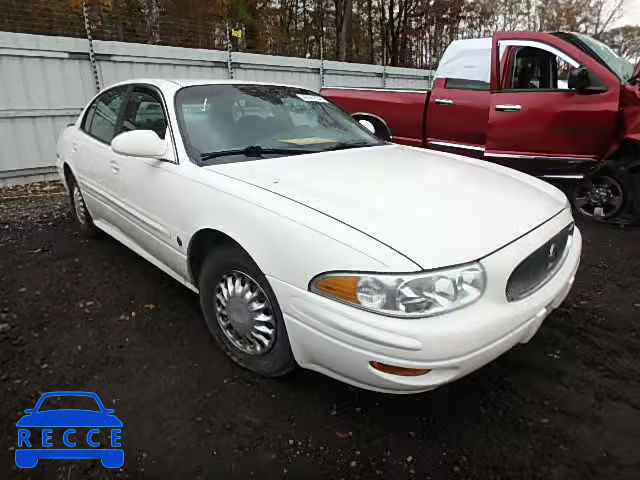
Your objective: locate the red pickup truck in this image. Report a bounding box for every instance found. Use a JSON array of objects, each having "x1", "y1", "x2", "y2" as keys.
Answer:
[{"x1": 322, "y1": 31, "x2": 640, "y2": 221}]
